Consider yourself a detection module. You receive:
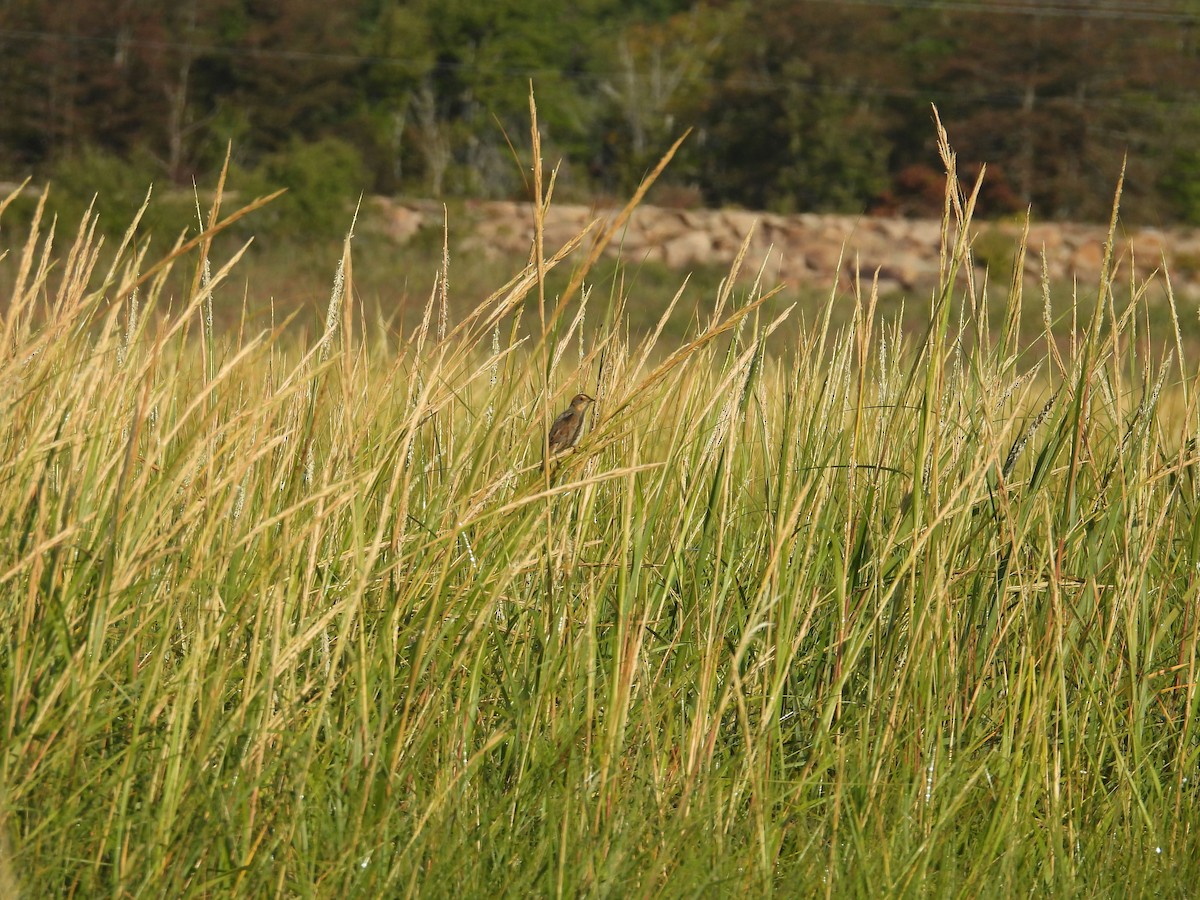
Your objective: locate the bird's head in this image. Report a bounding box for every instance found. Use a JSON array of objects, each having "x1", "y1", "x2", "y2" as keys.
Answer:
[{"x1": 571, "y1": 393, "x2": 596, "y2": 409}]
